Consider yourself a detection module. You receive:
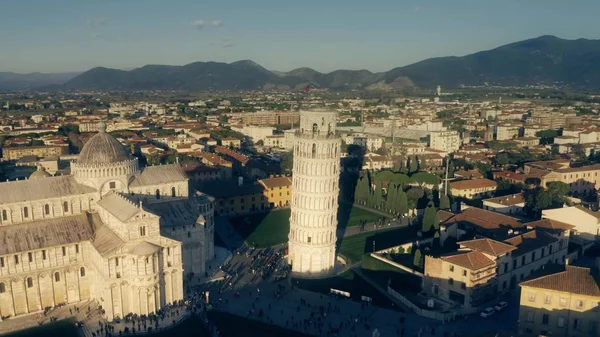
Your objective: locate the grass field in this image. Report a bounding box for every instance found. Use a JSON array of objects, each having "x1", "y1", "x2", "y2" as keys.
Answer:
[
  {"x1": 230, "y1": 209, "x2": 291, "y2": 248},
  {"x1": 338, "y1": 226, "x2": 417, "y2": 263},
  {"x1": 338, "y1": 203, "x2": 386, "y2": 228},
  {"x1": 230, "y1": 205, "x2": 385, "y2": 248}
]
